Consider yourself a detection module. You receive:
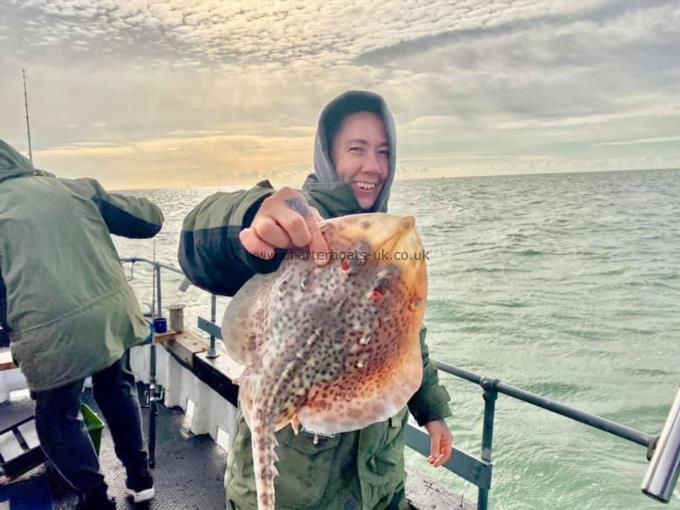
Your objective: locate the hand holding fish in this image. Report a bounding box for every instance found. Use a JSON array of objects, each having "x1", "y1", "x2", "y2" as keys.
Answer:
[
  {"x1": 239, "y1": 188, "x2": 330, "y2": 265},
  {"x1": 424, "y1": 420, "x2": 454, "y2": 467}
]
